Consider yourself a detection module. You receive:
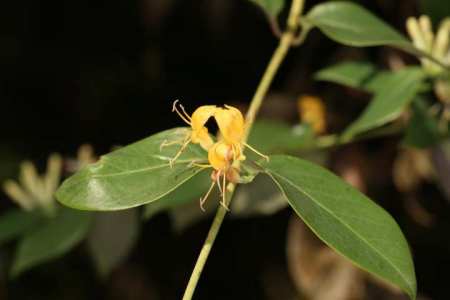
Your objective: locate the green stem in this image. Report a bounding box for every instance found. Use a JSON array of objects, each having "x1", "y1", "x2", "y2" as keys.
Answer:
[{"x1": 181, "y1": 1, "x2": 305, "y2": 299}]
